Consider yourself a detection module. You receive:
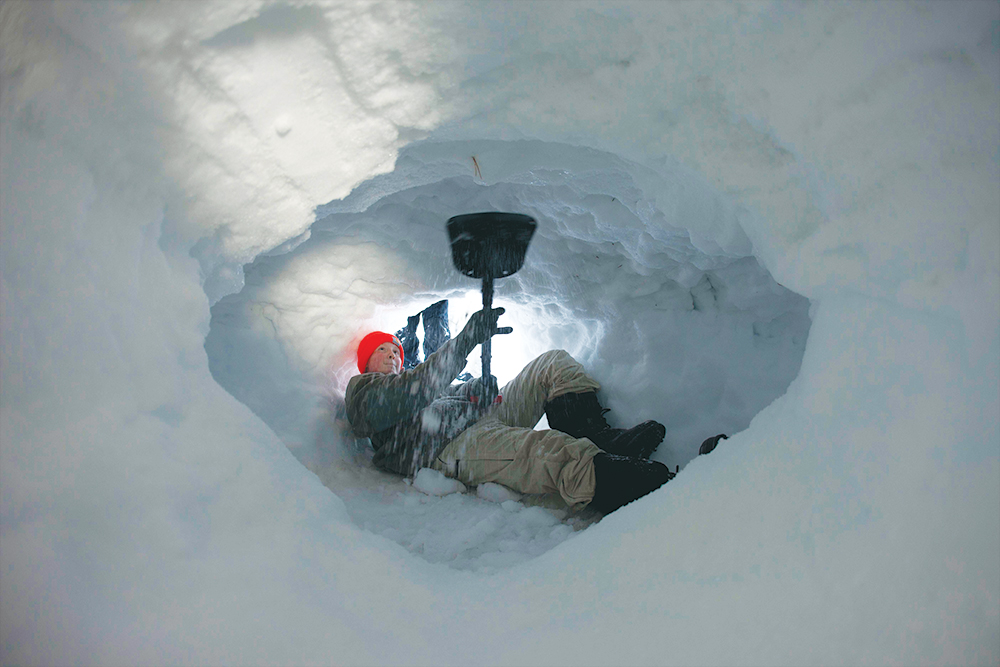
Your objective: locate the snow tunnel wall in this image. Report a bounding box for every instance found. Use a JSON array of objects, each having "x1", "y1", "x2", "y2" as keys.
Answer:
[
  {"x1": 2, "y1": 2, "x2": 999, "y2": 665},
  {"x1": 205, "y1": 139, "x2": 812, "y2": 473}
]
